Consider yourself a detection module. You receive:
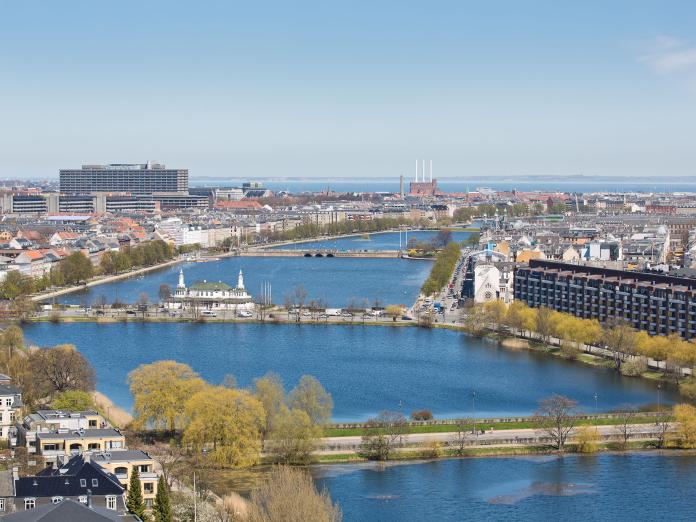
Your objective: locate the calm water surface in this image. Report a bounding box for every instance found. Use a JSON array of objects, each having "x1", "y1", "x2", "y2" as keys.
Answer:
[
  {"x1": 313, "y1": 453, "x2": 696, "y2": 521},
  {"x1": 273, "y1": 230, "x2": 471, "y2": 251},
  {"x1": 22, "y1": 323, "x2": 672, "y2": 420},
  {"x1": 58, "y1": 257, "x2": 432, "y2": 307}
]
